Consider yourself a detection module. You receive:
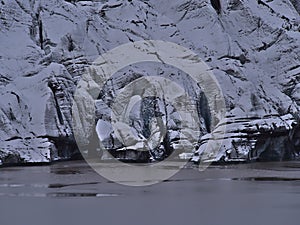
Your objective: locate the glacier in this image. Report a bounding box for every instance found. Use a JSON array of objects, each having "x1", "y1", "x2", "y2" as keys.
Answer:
[{"x1": 0, "y1": 0, "x2": 299, "y2": 164}]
